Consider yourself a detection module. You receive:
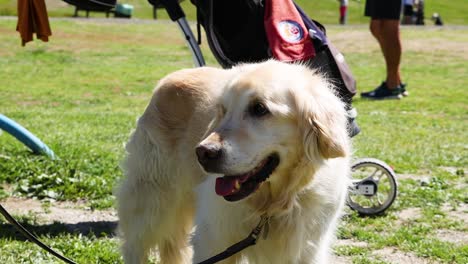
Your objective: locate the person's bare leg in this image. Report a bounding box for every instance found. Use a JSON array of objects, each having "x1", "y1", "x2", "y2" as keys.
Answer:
[
  {"x1": 380, "y1": 19, "x2": 402, "y2": 88},
  {"x1": 369, "y1": 19, "x2": 383, "y2": 43},
  {"x1": 369, "y1": 19, "x2": 402, "y2": 89}
]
